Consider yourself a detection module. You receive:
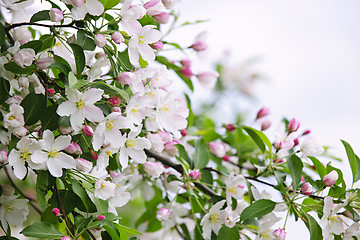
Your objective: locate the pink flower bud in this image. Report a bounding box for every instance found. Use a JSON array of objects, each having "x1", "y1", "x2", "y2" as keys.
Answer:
[
  {"x1": 209, "y1": 142, "x2": 226, "y2": 158},
  {"x1": 70, "y1": 0, "x2": 84, "y2": 7},
  {"x1": 224, "y1": 123, "x2": 236, "y2": 132},
  {"x1": 261, "y1": 119, "x2": 271, "y2": 131},
  {"x1": 191, "y1": 40, "x2": 207, "y2": 51},
  {"x1": 164, "y1": 141, "x2": 179, "y2": 156},
  {"x1": 301, "y1": 182, "x2": 314, "y2": 195},
  {"x1": 273, "y1": 158, "x2": 285, "y2": 164},
  {"x1": 189, "y1": 170, "x2": 201, "y2": 180},
  {"x1": 111, "y1": 31, "x2": 124, "y2": 44},
  {"x1": 288, "y1": 118, "x2": 300, "y2": 133},
  {"x1": 302, "y1": 129, "x2": 311, "y2": 136},
  {"x1": 256, "y1": 107, "x2": 270, "y2": 119},
  {"x1": 94, "y1": 34, "x2": 107, "y2": 48},
  {"x1": 12, "y1": 27, "x2": 31, "y2": 44},
  {"x1": 95, "y1": 51, "x2": 106, "y2": 59},
  {"x1": 50, "y1": 8, "x2": 64, "y2": 22},
  {"x1": 76, "y1": 158, "x2": 93, "y2": 173},
  {"x1": 323, "y1": 170, "x2": 338, "y2": 187},
  {"x1": 116, "y1": 71, "x2": 136, "y2": 84},
  {"x1": 151, "y1": 41, "x2": 164, "y2": 50},
  {"x1": 97, "y1": 215, "x2": 105, "y2": 221},
  {"x1": 59, "y1": 126, "x2": 73, "y2": 134},
  {"x1": 180, "y1": 58, "x2": 191, "y2": 68},
  {"x1": 46, "y1": 88, "x2": 55, "y2": 95},
  {"x1": 153, "y1": 12, "x2": 170, "y2": 24},
  {"x1": 90, "y1": 149, "x2": 98, "y2": 161},
  {"x1": 52, "y1": 208, "x2": 61, "y2": 216},
  {"x1": 156, "y1": 208, "x2": 171, "y2": 221},
  {"x1": 272, "y1": 228, "x2": 286, "y2": 240},
  {"x1": 197, "y1": 71, "x2": 219, "y2": 89},
  {"x1": 65, "y1": 142, "x2": 82, "y2": 155},
  {"x1": 13, "y1": 126, "x2": 27, "y2": 138},
  {"x1": 59, "y1": 237, "x2": 71, "y2": 240},
  {"x1": 144, "y1": 0, "x2": 161, "y2": 9},
  {"x1": 0, "y1": 150, "x2": 8, "y2": 163},
  {"x1": 180, "y1": 67, "x2": 193, "y2": 78},
  {"x1": 180, "y1": 129, "x2": 188, "y2": 137},
  {"x1": 108, "y1": 96, "x2": 121, "y2": 106},
  {"x1": 222, "y1": 155, "x2": 230, "y2": 162},
  {"x1": 82, "y1": 126, "x2": 94, "y2": 137},
  {"x1": 36, "y1": 57, "x2": 54, "y2": 69},
  {"x1": 143, "y1": 161, "x2": 165, "y2": 178},
  {"x1": 293, "y1": 138, "x2": 299, "y2": 146},
  {"x1": 162, "y1": 0, "x2": 175, "y2": 9},
  {"x1": 112, "y1": 107, "x2": 122, "y2": 112}
]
